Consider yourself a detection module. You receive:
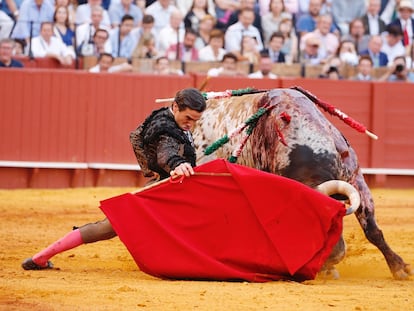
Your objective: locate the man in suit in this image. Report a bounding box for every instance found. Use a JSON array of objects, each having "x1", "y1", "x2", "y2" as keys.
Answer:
[
  {"x1": 261, "y1": 31, "x2": 286, "y2": 63},
  {"x1": 359, "y1": 34, "x2": 389, "y2": 67},
  {"x1": 361, "y1": 0, "x2": 387, "y2": 36},
  {"x1": 388, "y1": 0, "x2": 414, "y2": 48}
]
